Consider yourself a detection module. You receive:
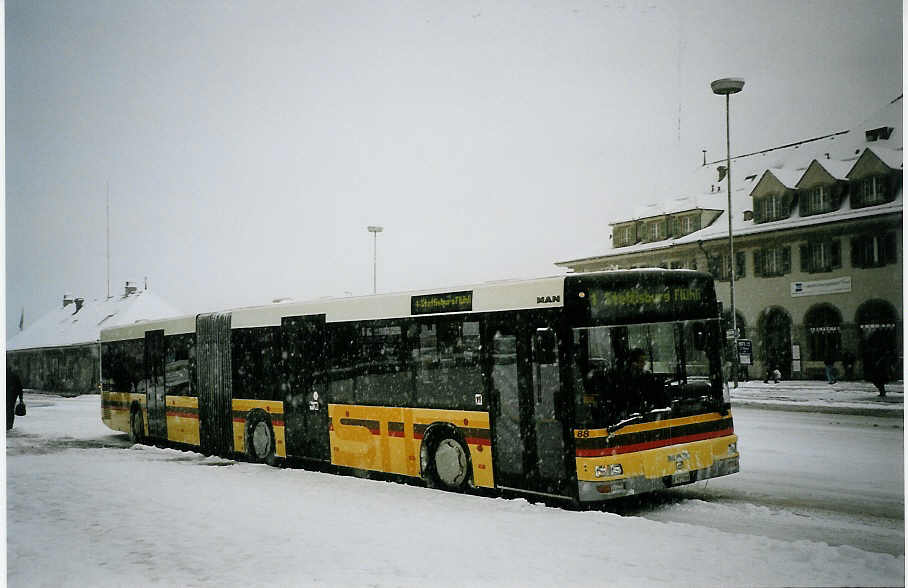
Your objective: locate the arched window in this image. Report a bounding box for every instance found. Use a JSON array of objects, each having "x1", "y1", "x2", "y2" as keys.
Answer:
[
  {"x1": 856, "y1": 299, "x2": 899, "y2": 363},
  {"x1": 758, "y1": 307, "x2": 793, "y2": 379},
  {"x1": 804, "y1": 304, "x2": 841, "y2": 361}
]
